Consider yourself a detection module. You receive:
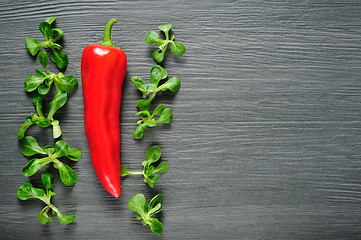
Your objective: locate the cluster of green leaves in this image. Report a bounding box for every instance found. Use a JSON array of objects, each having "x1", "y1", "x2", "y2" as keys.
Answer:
[
  {"x1": 134, "y1": 104, "x2": 172, "y2": 139},
  {"x1": 18, "y1": 173, "x2": 75, "y2": 224},
  {"x1": 128, "y1": 194, "x2": 164, "y2": 236},
  {"x1": 18, "y1": 50, "x2": 78, "y2": 140},
  {"x1": 122, "y1": 146, "x2": 169, "y2": 187},
  {"x1": 25, "y1": 17, "x2": 68, "y2": 69},
  {"x1": 132, "y1": 65, "x2": 180, "y2": 110},
  {"x1": 20, "y1": 136, "x2": 81, "y2": 186},
  {"x1": 145, "y1": 24, "x2": 185, "y2": 63}
]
